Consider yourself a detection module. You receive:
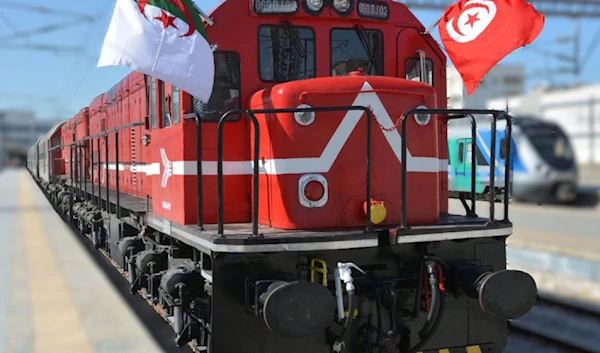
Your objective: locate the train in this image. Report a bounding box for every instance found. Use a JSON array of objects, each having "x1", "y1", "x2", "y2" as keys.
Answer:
[
  {"x1": 447, "y1": 115, "x2": 578, "y2": 204},
  {"x1": 26, "y1": 1, "x2": 539, "y2": 352}
]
